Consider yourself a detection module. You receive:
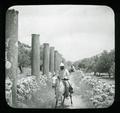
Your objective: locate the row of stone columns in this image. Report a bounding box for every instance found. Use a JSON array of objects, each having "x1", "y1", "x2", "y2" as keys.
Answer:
[
  {"x1": 31, "y1": 34, "x2": 66, "y2": 76},
  {"x1": 5, "y1": 9, "x2": 66, "y2": 107}
]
